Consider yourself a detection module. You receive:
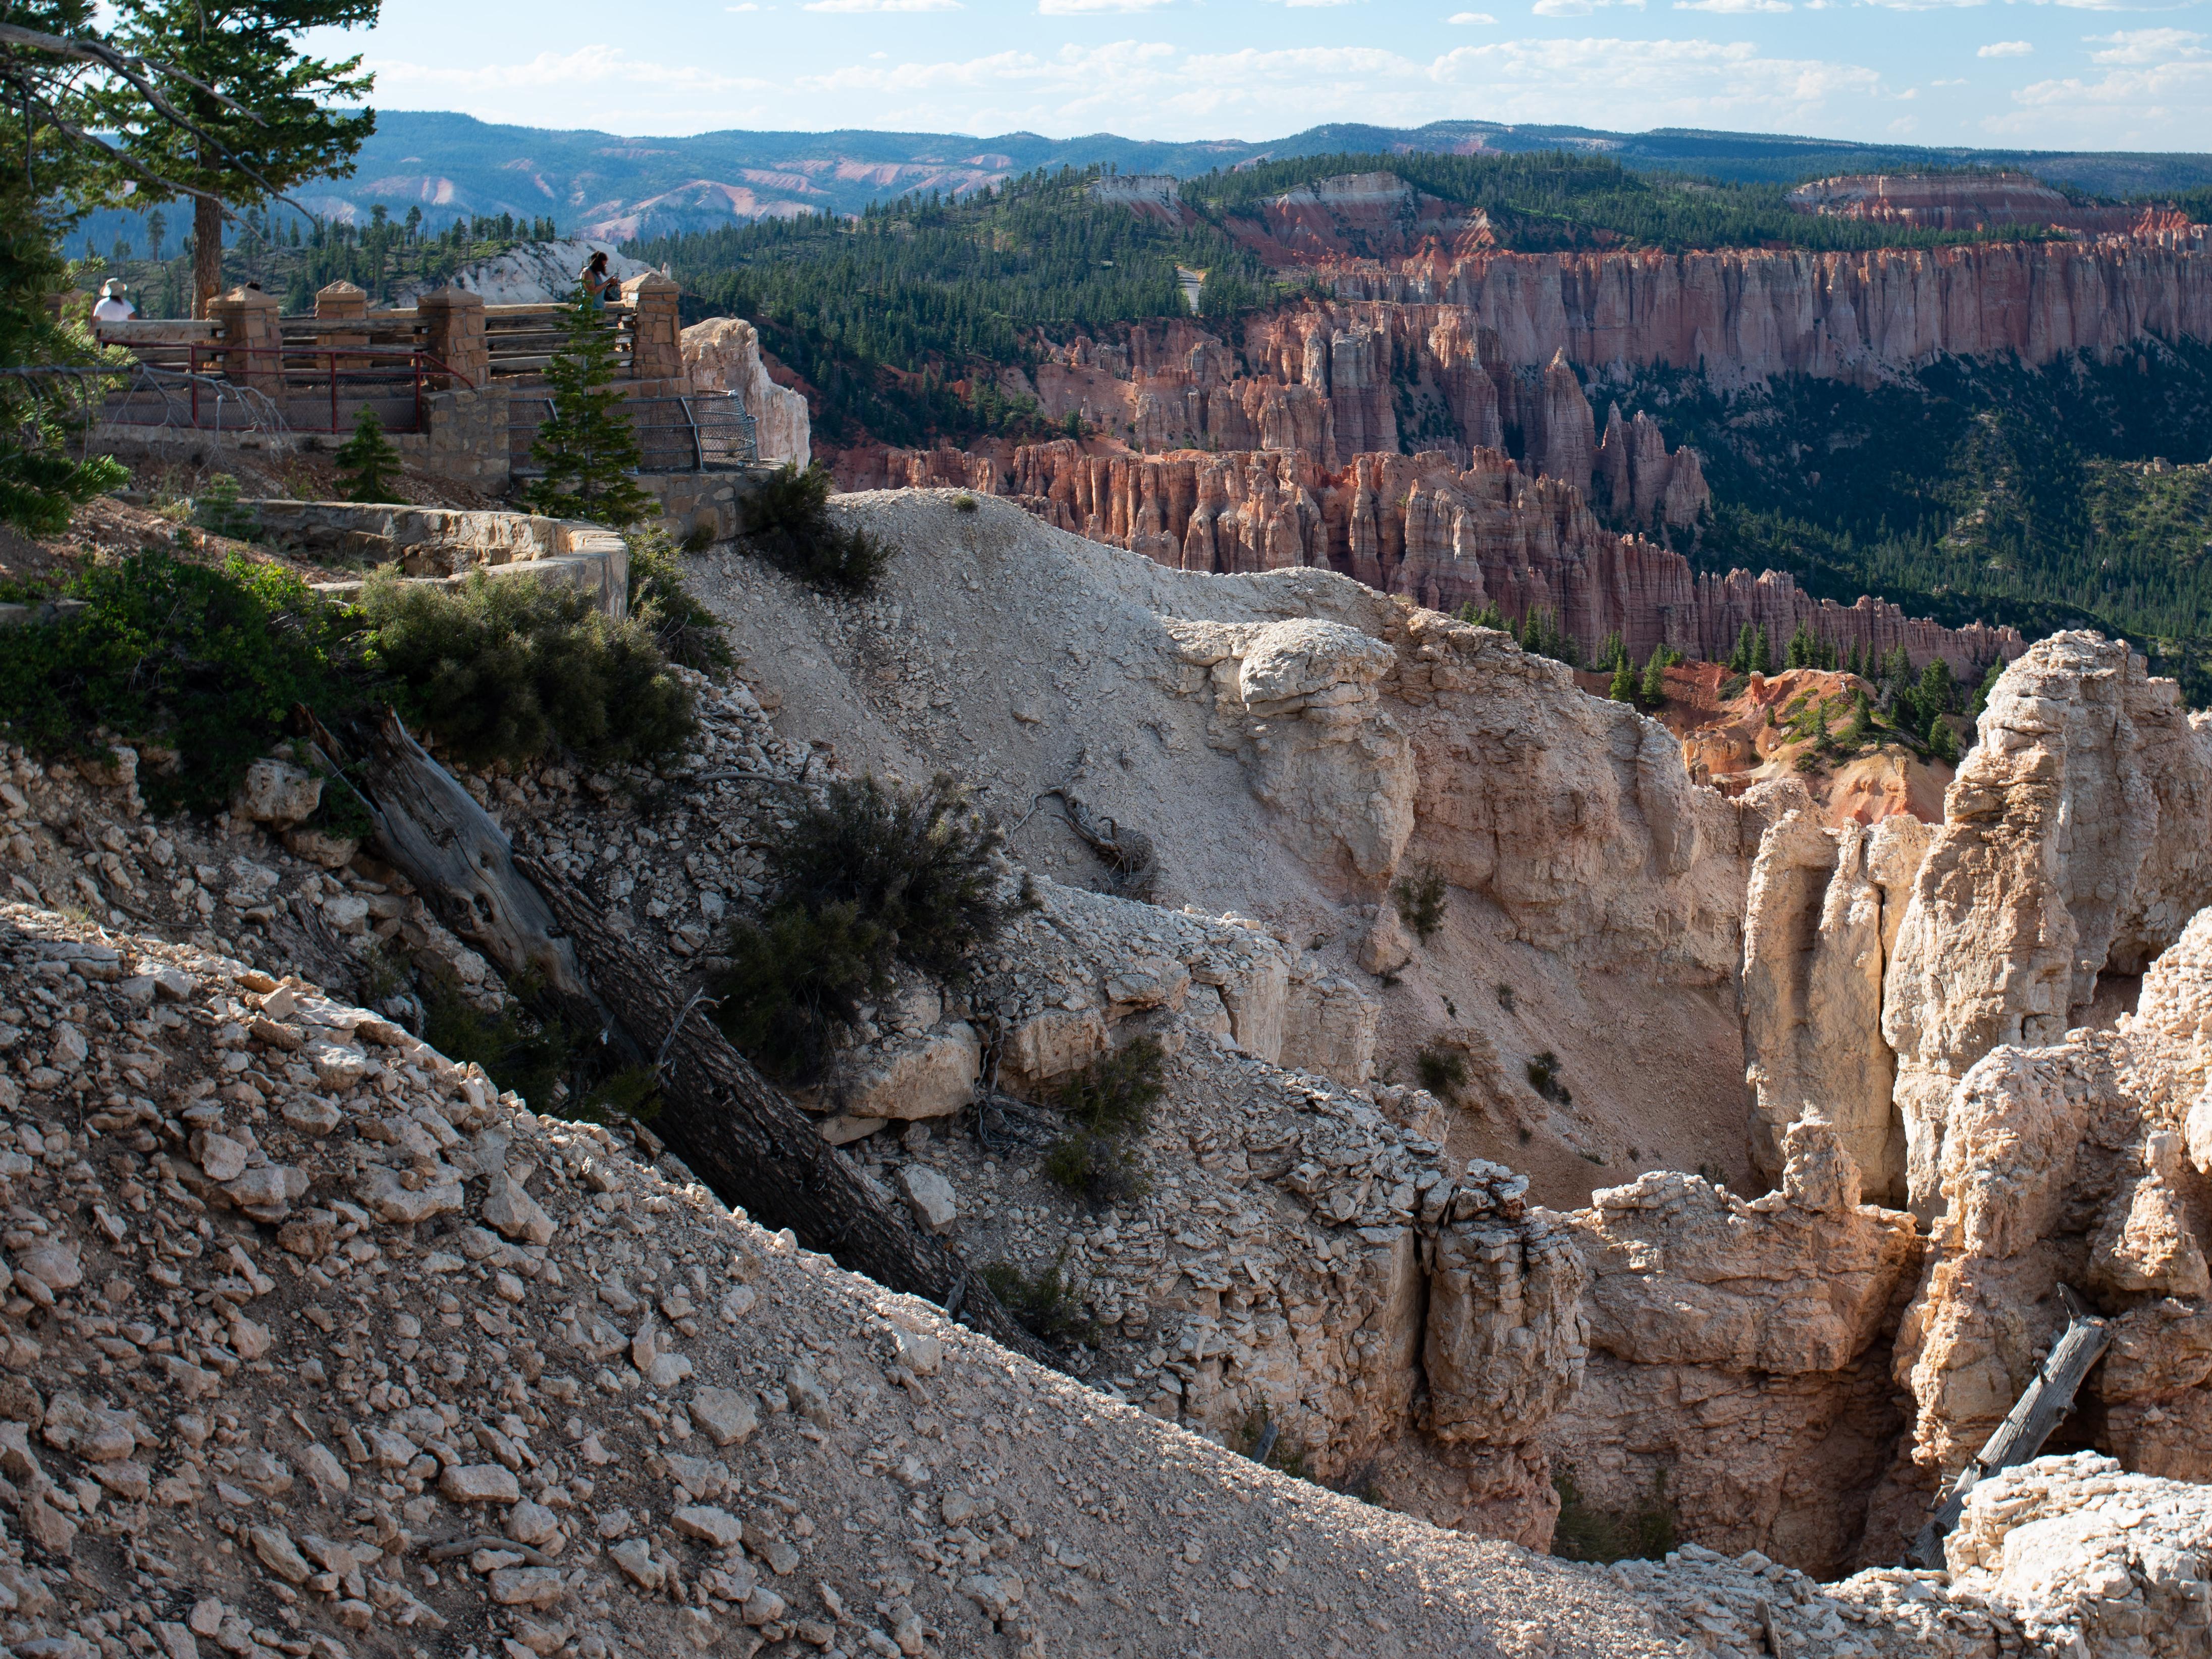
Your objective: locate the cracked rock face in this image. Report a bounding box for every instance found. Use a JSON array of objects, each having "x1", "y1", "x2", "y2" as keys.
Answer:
[
  {"x1": 1881, "y1": 632, "x2": 2212, "y2": 1214},
  {"x1": 1548, "y1": 1119, "x2": 1924, "y2": 1578},
  {"x1": 1741, "y1": 803, "x2": 1929, "y2": 1205}
]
